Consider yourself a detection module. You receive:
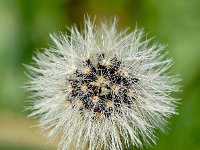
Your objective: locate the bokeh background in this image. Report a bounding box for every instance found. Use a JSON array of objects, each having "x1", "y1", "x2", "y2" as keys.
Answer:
[{"x1": 0, "y1": 0, "x2": 200, "y2": 150}]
